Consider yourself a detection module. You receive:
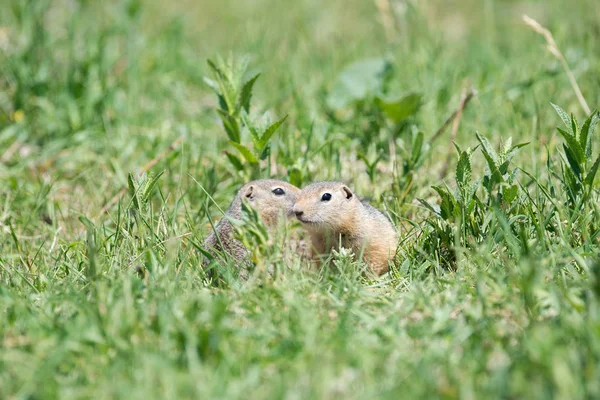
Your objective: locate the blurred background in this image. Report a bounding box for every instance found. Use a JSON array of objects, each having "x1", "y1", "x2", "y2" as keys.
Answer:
[{"x1": 1, "y1": 0, "x2": 599, "y2": 230}]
